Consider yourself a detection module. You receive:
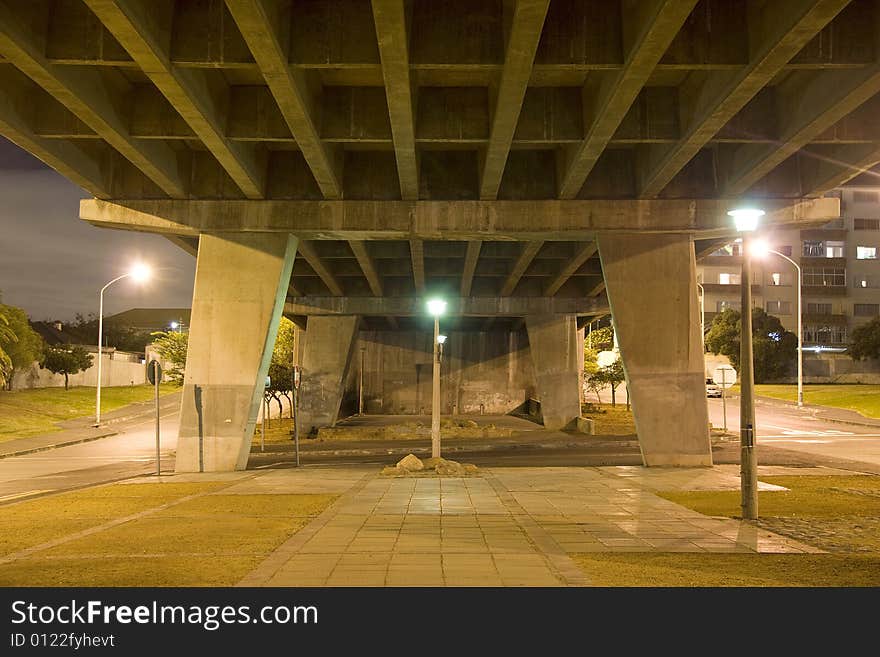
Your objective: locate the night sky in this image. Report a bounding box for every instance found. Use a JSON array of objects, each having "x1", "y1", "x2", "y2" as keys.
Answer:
[{"x1": 0, "y1": 137, "x2": 195, "y2": 322}]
